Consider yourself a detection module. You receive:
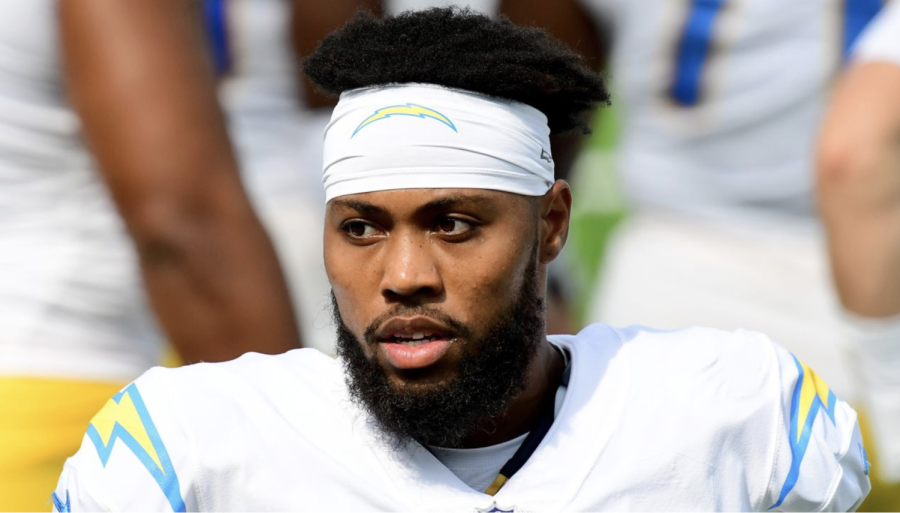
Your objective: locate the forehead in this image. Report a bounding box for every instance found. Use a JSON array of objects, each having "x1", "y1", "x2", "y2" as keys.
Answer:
[{"x1": 326, "y1": 188, "x2": 532, "y2": 217}]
